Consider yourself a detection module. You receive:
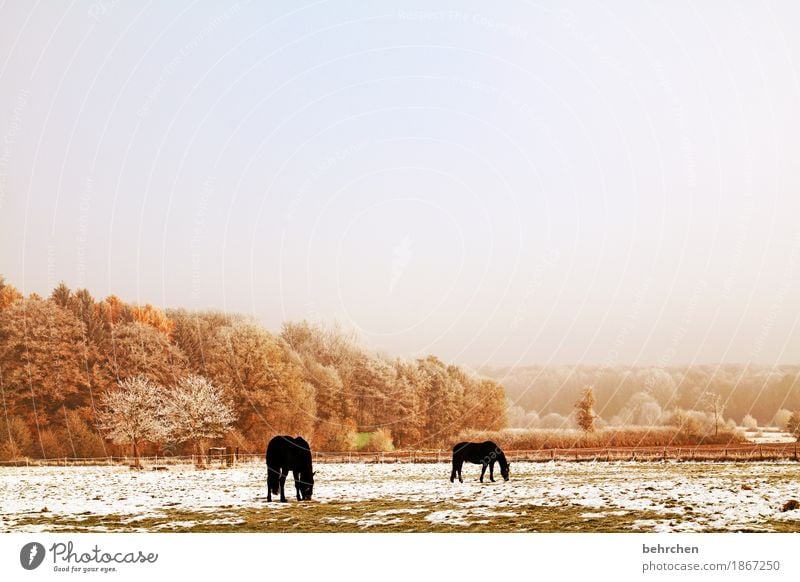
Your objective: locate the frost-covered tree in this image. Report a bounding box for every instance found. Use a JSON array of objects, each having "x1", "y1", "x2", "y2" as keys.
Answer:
[
  {"x1": 165, "y1": 375, "x2": 236, "y2": 464},
  {"x1": 575, "y1": 386, "x2": 597, "y2": 433},
  {"x1": 773, "y1": 409, "x2": 793, "y2": 430},
  {"x1": 741, "y1": 414, "x2": 758, "y2": 429},
  {"x1": 787, "y1": 411, "x2": 800, "y2": 442},
  {"x1": 97, "y1": 376, "x2": 169, "y2": 468}
]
